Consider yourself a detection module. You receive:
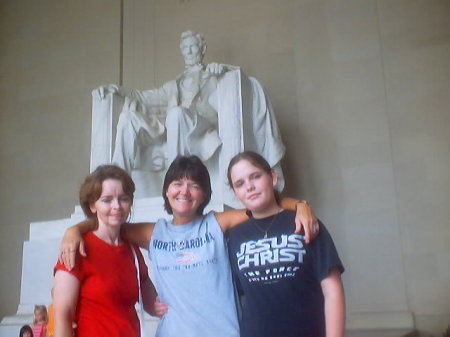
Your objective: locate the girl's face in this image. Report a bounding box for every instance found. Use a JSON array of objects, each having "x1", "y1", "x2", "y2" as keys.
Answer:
[
  {"x1": 165, "y1": 177, "x2": 205, "y2": 223},
  {"x1": 22, "y1": 332, "x2": 32, "y2": 337},
  {"x1": 89, "y1": 179, "x2": 132, "y2": 228},
  {"x1": 230, "y1": 159, "x2": 278, "y2": 214},
  {"x1": 34, "y1": 309, "x2": 46, "y2": 323}
]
